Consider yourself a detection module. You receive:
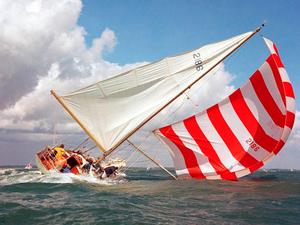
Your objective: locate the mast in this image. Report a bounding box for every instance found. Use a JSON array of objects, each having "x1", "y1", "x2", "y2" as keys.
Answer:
[
  {"x1": 101, "y1": 23, "x2": 265, "y2": 160},
  {"x1": 50, "y1": 90, "x2": 106, "y2": 153}
]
